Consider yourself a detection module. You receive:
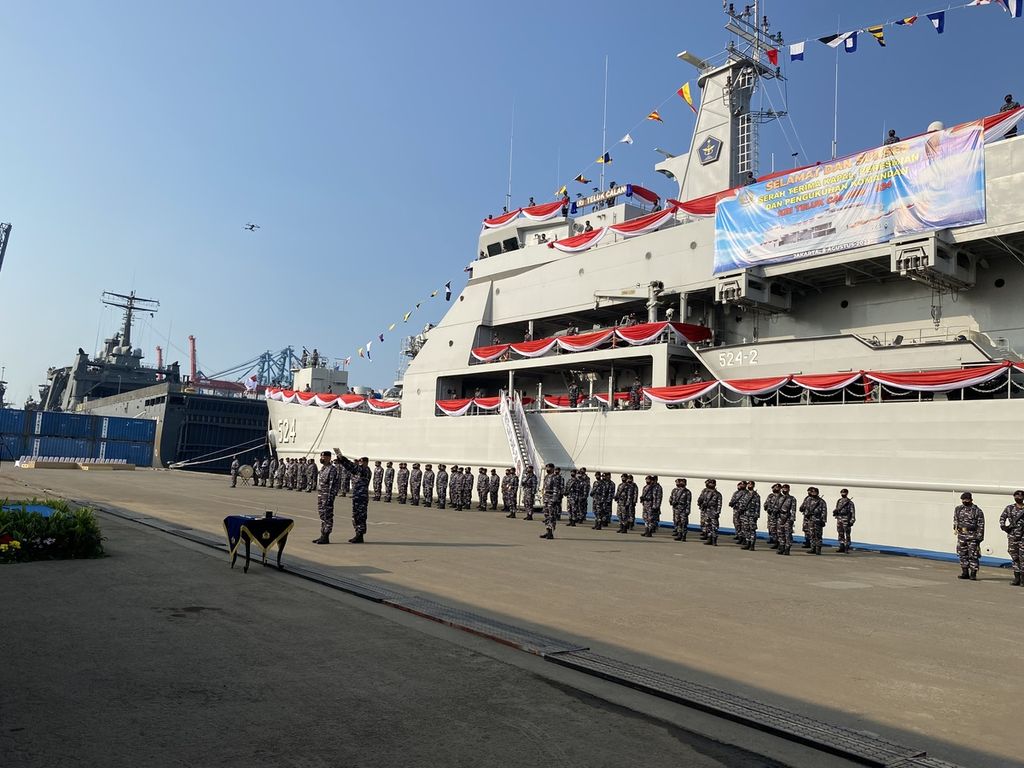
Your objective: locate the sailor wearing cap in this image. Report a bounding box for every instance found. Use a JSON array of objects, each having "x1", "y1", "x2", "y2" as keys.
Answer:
[
  {"x1": 383, "y1": 461, "x2": 395, "y2": 502},
  {"x1": 372, "y1": 460, "x2": 383, "y2": 501},
  {"x1": 698, "y1": 479, "x2": 723, "y2": 545},
  {"x1": 833, "y1": 489, "x2": 856, "y2": 553},
  {"x1": 540, "y1": 463, "x2": 564, "y2": 539},
  {"x1": 998, "y1": 490, "x2": 1024, "y2": 585},
  {"x1": 435, "y1": 464, "x2": 448, "y2": 510},
  {"x1": 409, "y1": 463, "x2": 422, "y2": 506},
  {"x1": 765, "y1": 483, "x2": 783, "y2": 548},
  {"x1": 776, "y1": 484, "x2": 797, "y2": 555},
  {"x1": 640, "y1": 475, "x2": 663, "y2": 537},
  {"x1": 953, "y1": 492, "x2": 985, "y2": 580},
  {"x1": 520, "y1": 465, "x2": 537, "y2": 520},
  {"x1": 800, "y1": 487, "x2": 828, "y2": 555},
  {"x1": 396, "y1": 462, "x2": 409, "y2": 504},
  {"x1": 421, "y1": 464, "x2": 435, "y2": 507},
  {"x1": 1001, "y1": 94, "x2": 1021, "y2": 137}
]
